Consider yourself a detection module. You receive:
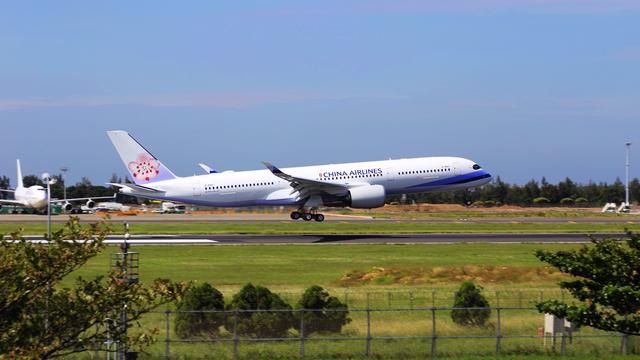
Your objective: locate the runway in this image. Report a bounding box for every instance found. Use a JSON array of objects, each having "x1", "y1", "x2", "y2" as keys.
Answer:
[
  {"x1": 18, "y1": 232, "x2": 622, "y2": 245},
  {"x1": 0, "y1": 213, "x2": 637, "y2": 224}
]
